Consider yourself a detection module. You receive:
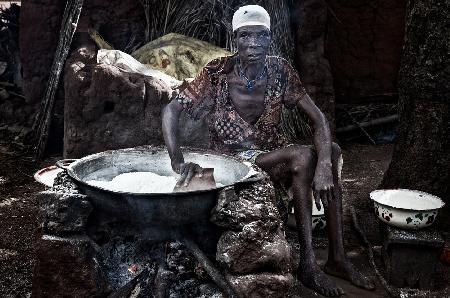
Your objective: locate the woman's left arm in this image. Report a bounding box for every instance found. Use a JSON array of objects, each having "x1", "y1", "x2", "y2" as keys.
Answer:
[{"x1": 297, "y1": 94, "x2": 335, "y2": 204}]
